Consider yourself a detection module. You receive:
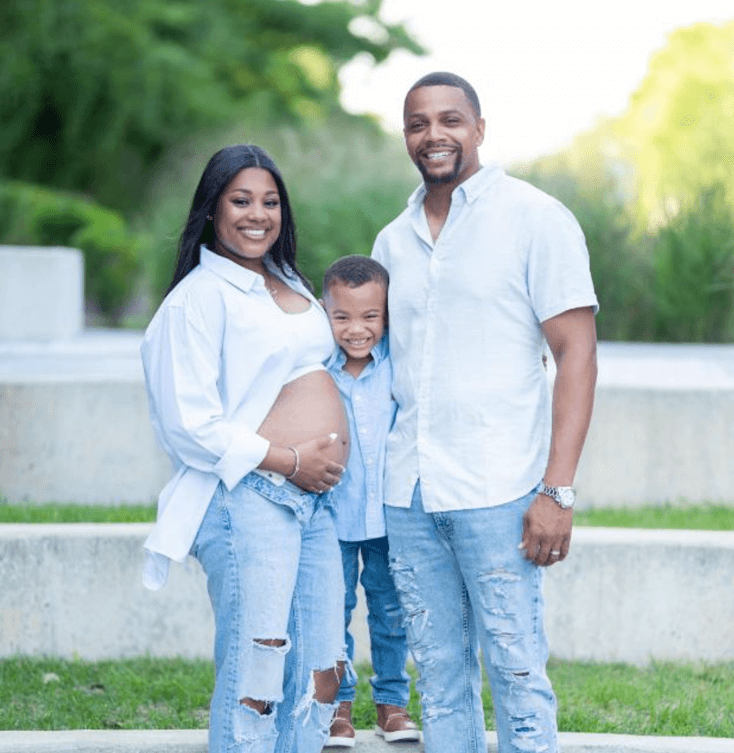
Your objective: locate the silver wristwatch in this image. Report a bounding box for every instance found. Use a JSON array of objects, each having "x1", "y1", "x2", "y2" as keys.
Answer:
[{"x1": 538, "y1": 482, "x2": 576, "y2": 509}]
